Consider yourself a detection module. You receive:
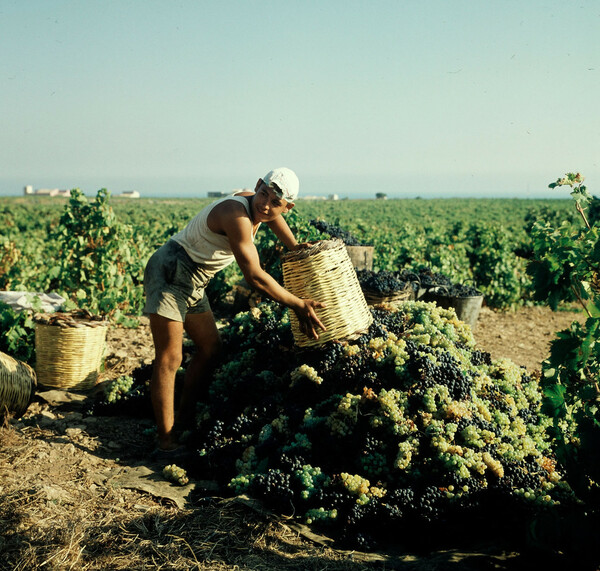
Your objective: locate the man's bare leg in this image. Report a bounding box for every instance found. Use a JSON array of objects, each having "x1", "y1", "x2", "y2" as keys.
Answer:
[
  {"x1": 149, "y1": 314, "x2": 184, "y2": 450},
  {"x1": 176, "y1": 310, "x2": 222, "y2": 429}
]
